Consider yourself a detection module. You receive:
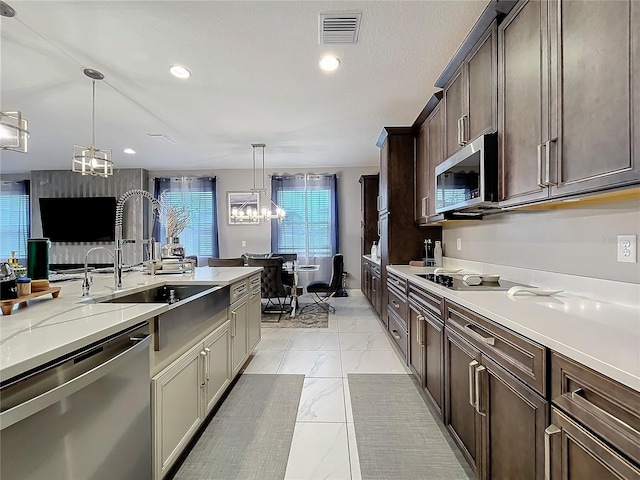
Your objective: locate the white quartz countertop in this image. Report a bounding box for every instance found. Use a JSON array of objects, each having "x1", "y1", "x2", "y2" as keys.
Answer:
[
  {"x1": 0, "y1": 266, "x2": 261, "y2": 382},
  {"x1": 388, "y1": 265, "x2": 640, "y2": 393},
  {"x1": 362, "y1": 255, "x2": 381, "y2": 266}
]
